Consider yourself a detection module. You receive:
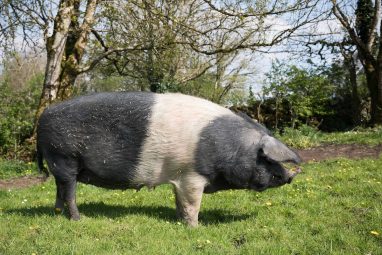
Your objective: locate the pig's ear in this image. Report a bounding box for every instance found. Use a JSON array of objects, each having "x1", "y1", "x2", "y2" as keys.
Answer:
[{"x1": 259, "y1": 136, "x2": 302, "y2": 164}]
